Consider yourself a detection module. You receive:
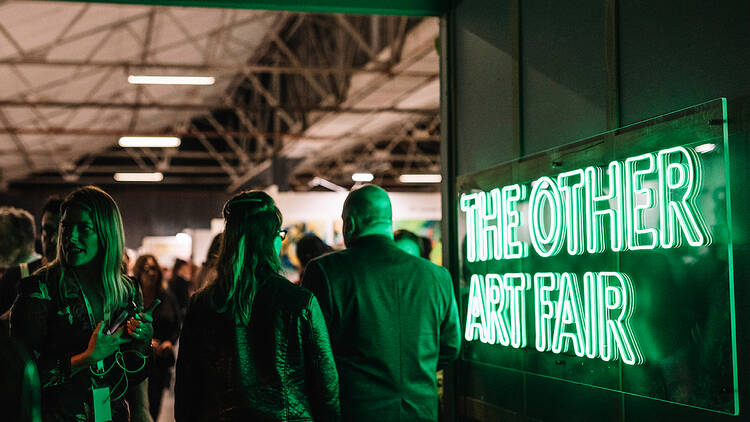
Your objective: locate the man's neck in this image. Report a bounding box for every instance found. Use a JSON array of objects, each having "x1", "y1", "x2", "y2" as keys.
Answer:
[{"x1": 350, "y1": 228, "x2": 393, "y2": 244}]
